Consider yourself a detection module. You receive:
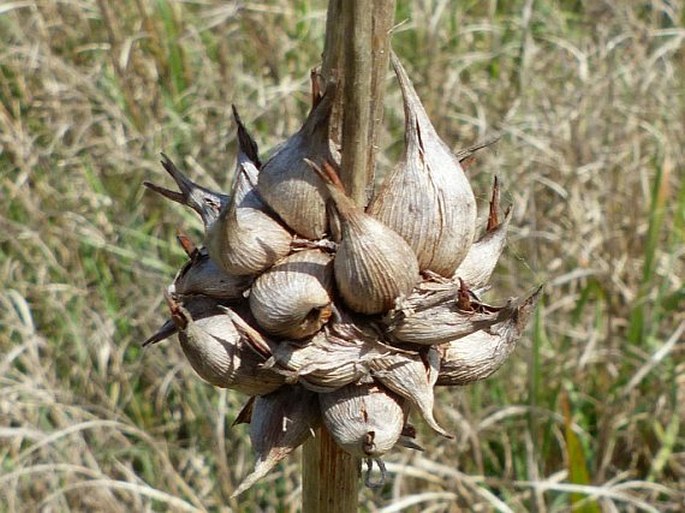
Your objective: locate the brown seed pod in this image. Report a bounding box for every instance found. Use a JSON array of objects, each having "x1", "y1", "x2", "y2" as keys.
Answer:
[
  {"x1": 437, "y1": 287, "x2": 542, "y2": 386},
  {"x1": 162, "y1": 295, "x2": 284, "y2": 396},
  {"x1": 308, "y1": 159, "x2": 419, "y2": 315},
  {"x1": 370, "y1": 347, "x2": 452, "y2": 439},
  {"x1": 249, "y1": 249, "x2": 334, "y2": 339},
  {"x1": 205, "y1": 110, "x2": 293, "y2": 276},
  {"x1": 169, "y1": 232, "x2": 252, "y2": 300},
  {"x1": 320, "y1": 380, "x2": 405, "y2": 459},
  {"x1": 232, "y1": 385, "x2": 320, "y2": 497},
  {"x1": 367, "y1": 52, "x2": 477, "y2": 277},
  {"x1": 256, "y1": 82, "x2": 336, "y2": 239},
  {"x1": 383, "y1": 279, "x2": 507, "y2": 345},
  {"x1": 454, "y1": 177, "x2": 512, "y2": 288}
]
